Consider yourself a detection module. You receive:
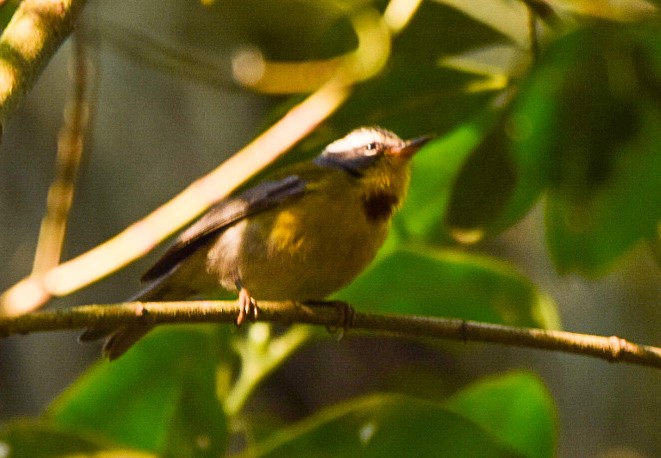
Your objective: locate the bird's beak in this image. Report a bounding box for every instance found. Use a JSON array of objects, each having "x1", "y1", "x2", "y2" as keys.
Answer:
[{"x1": 391, "y1": 134, "x2": 434, "y2": 159}]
